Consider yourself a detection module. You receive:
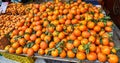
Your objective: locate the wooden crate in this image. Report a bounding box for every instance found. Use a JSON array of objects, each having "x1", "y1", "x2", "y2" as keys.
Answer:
[{"x1": 0, "y1": 36, "x2": 10, "y2": 50}]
